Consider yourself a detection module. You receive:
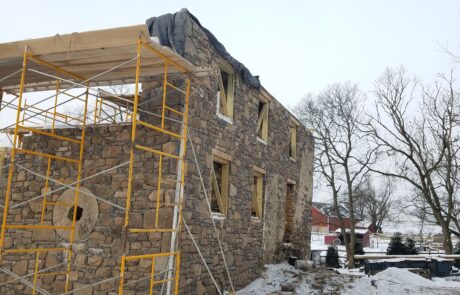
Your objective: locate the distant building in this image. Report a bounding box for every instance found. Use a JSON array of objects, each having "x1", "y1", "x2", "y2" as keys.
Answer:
[{"x1": 311, "y1": 202, "x2": 370, "y2": 247}]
